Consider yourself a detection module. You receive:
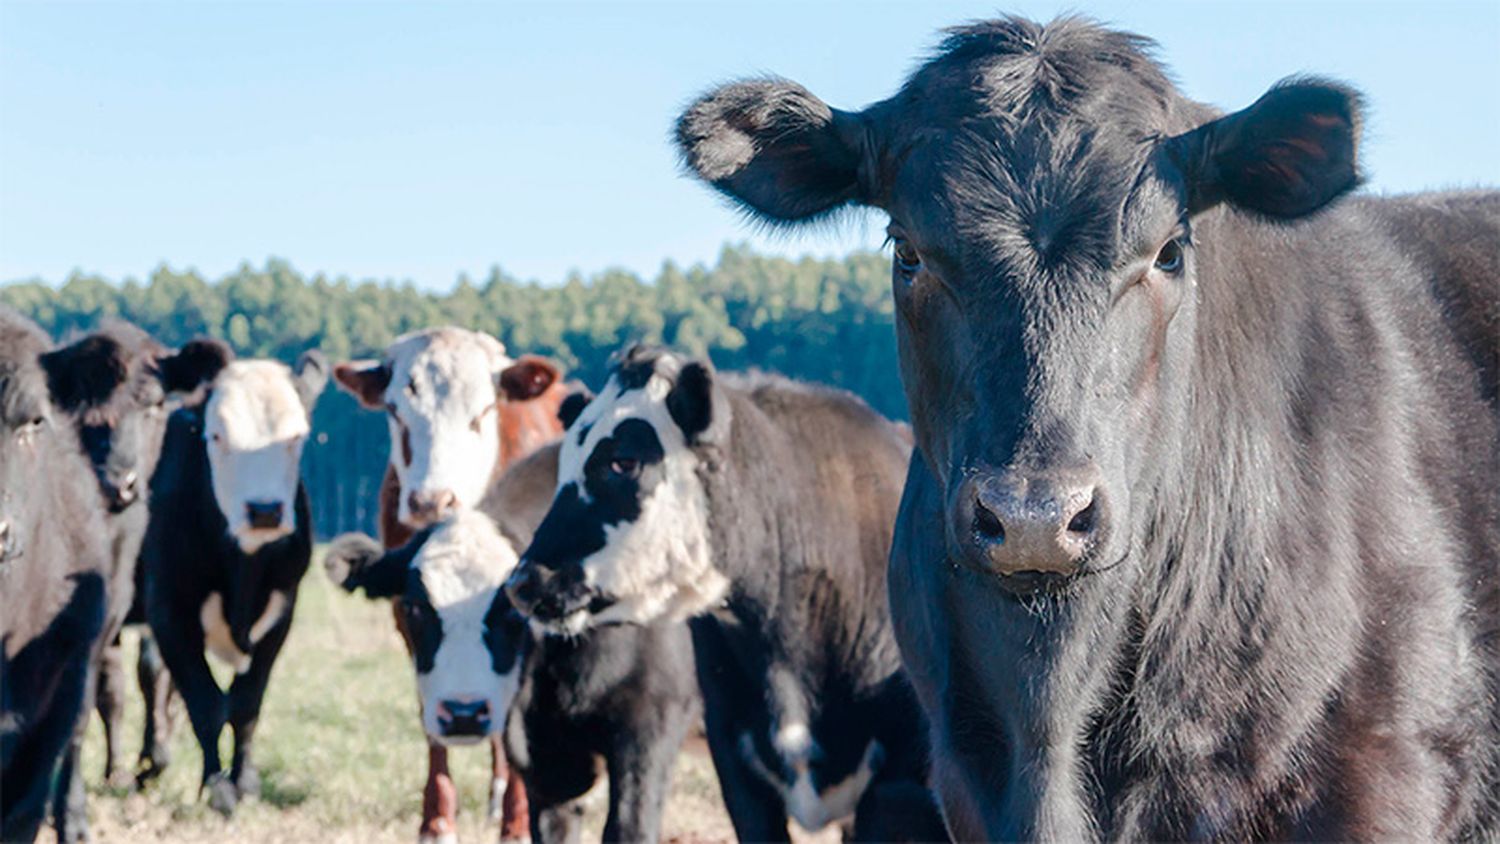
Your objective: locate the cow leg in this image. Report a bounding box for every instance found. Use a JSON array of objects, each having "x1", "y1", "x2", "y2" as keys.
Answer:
[
  {"x1": 134, "y1": 629, "x2": 176, "y2": 786},
  {"x1": 850, "y1": 779, "x2": 949, "y2": 843},
  {"x1": 522, "y1": 745, "x2": 595, "y2": 844},
  {"x1": 420, "y1": 743, "x2": 460, "y2": 844},
  {"x1": 95, "y1": 630, "x2": 128, "y2": 787},
  {"x1": 601, "y1": 713, "x2": 686, "y2": 844},
  {"x1": 490, "y1": 735, "x2": 531, "y2": 843},
  {"x1": 149, "y1": 611, "x2": 229, "y2": 811},
  {"x1": 226, "y1": 615, "x2": 292, "y2": 805},
  {"x1": 51, "y1": 723, "x2": 91, "y2": 844}
]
